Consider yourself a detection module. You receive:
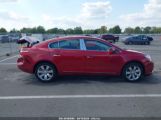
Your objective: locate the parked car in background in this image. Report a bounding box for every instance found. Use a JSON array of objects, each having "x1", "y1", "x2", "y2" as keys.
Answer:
[
  {"x1": 123, "y1": 35, "x2": 153, "y2": 45},
  {"x1": 146, "y1": 35, "x2": 153, "y2": 41},
  {"x1": 100, "y1": 34, "x2": 119, "y2": 43},
  {"x1": 0, "y1": 35, "x2": 9, "y2": 43},
  {"x1": 17, "y1": 36, "x2": 153, "y2": 83},
  {"x1": 0, "y1": 34, "x2": 21, "y2": 43},
  {"x1": 9, "y1": 34, "x2": 20, "y2": 42}
]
